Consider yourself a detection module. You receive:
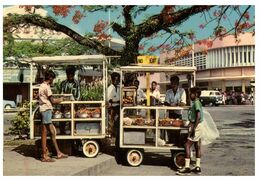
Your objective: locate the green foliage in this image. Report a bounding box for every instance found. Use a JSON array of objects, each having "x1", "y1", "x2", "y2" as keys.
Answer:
[
  {"x1": 81, "y1": 81, "x2": 103, "y2": 101},
  {"x1": 3, "y1": 38, "x2": 96, "y2": 63},
  {"x1": 9, "y1": 101, "x2": 30, "y2": 138},
  {"x1": 53, "y1": 79, "x2": 62, "y2": 94}
]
